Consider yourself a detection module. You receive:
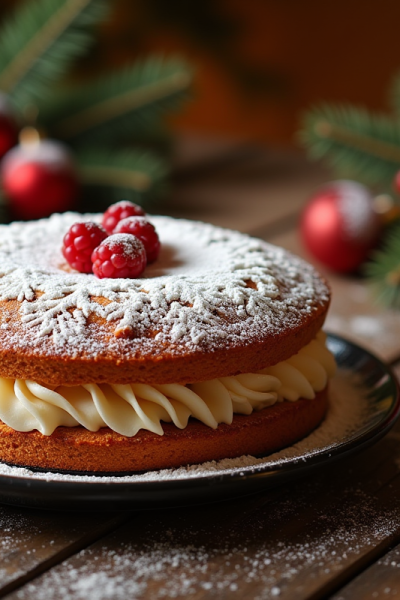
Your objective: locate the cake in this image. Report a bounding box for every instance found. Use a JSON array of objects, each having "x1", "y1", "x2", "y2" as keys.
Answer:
[{"x1": 0, "y1": 212, "x2": 336, "y2": 473}]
